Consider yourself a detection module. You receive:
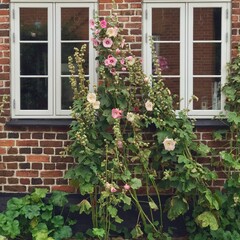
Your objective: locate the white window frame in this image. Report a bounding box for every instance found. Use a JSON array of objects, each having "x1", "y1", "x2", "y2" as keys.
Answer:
[
  {"x1": 143, "y1": 0, "x2": 231, "y2": 118},
  {"x1": 10, "y1": 1, "x2": 97, "y2": 119}
]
